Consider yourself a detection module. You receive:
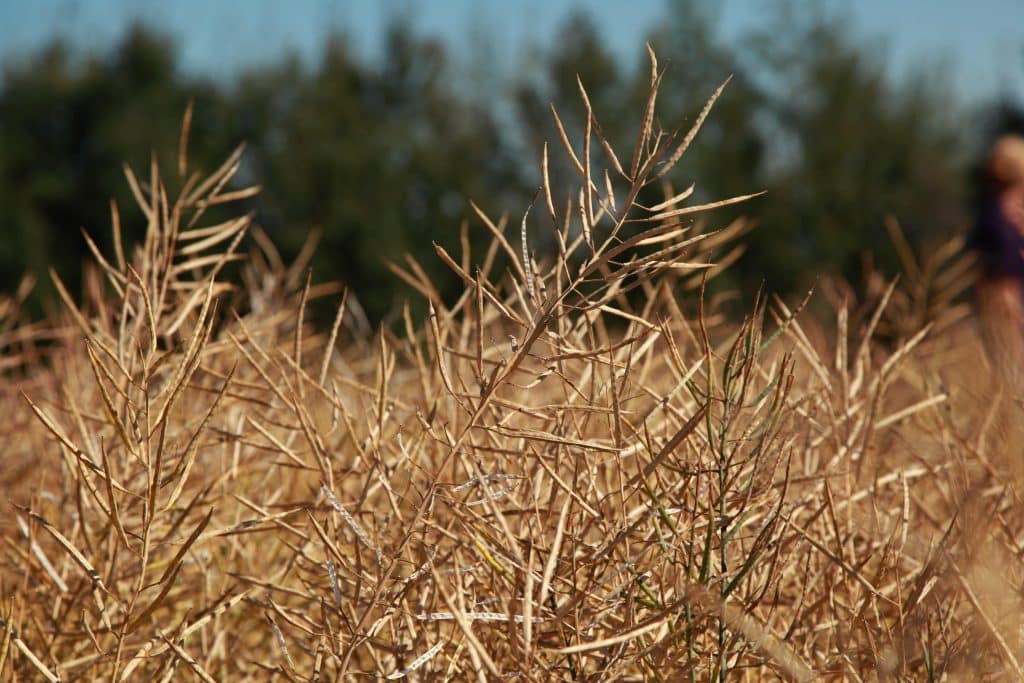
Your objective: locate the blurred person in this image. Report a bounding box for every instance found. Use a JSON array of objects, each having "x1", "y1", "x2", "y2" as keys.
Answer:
[{"x1": 971, "y1": 133, "x2": 1024, "y2": 368}]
